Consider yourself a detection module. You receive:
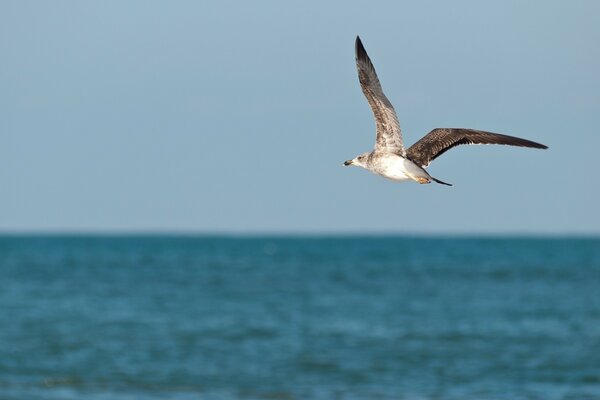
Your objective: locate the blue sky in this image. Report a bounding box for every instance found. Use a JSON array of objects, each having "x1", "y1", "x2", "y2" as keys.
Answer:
[{"x1": 1, "y1": 1, "x2": 599, "y2": 234}]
